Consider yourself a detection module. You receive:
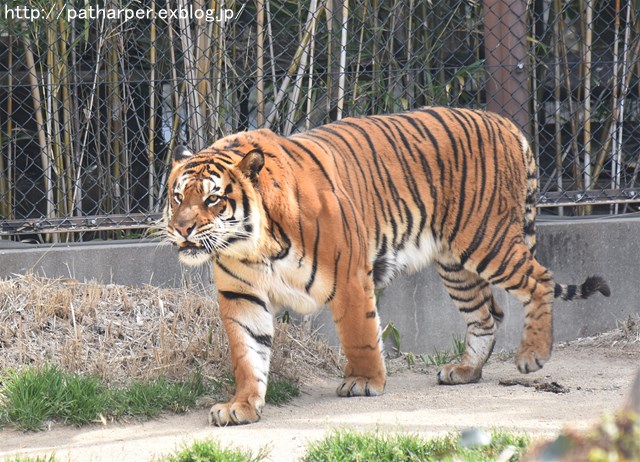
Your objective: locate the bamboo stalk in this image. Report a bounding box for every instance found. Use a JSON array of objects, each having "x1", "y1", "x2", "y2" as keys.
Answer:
[
  {"x1": 165, "y1": 0, "x2": 181, "y2": 145},
  {"x1": 177, "y1": 0, "x2": 206, "y2": 151},
  {"x1": 419, "y1": 0, "x2": 433, "y2": 104},
  {"x1": 305, "y1": 6, "x2": 318, "y2": 132},
  {"x1": 265, "y1": 0, "x2": 278, "y2": 99},
  {"x1": 108, "y1": 24, "x2": 121, "y2": 215},
  {"x1": 148, "y1": 0, "x2": 158, "y2": 211},
  {"x1": 406, "y1": 0, "x2": 415, "y2": 107},
  {"x1": 530, "y1": 15, "x2": 541, "y2": 201},
  {"x1": 0, "y1": 28, "x2": 13, "y2": 219},
  {"x1": 351, "y1": 0, "x2": 367, "y2": 108},
  {"x1": 228, "y1": 0, "x2": 239, "y2": 133},
  {"x1": 265, "y1": 7, "x2": 319, "y2": 129},
  {"x1": 590, "y1": 0, "x2": 621, "y2": 197},
  {"x1": 591, "y1": 8, "x2": 640, "y2": 190},
  {"x1": 553, "y1": 3, "x2": 564, "y2": 216},
  {"x1": 385, "y1": 0, "x2": 400, "y2": 111},
  {"x1": 213, "y1": 0, "x2": 224, "y2": 134},
  {"x1": 73, "y1": 15, "x2": 107, "y2": 217},
  {"x1": 0, "y1": 121, "x2": 5, "y2": 220},
  {"x1": 116, "y1": 39, "x2": 132, "y2": 216},
  {"x1": 23, "y1": 35, "x2": 53, "y2": 224},
  {"x1": 45, "y1": 9, "x2": 67, "y2": 224},
  {"x1": 372, "y1": 0, "x2": 380, "y2": 108},
  {"x1": 194, "y1": 0, "x2": 212, "y2": 136},
  {"x1": 336, "y1": 0, "x2": 349, "y2": 120},
  {"x1": 325, "y1": 0, "x2": 333, "y2": 121},
  {"x1": 611, "y1": 0, "x2": 633, "y2": 214},
  {"x1": 581, "y1": 0, "x2": 593, "y2": 193},
  {"x1": 54, "y1": 12, "x2": 73, "y2": 242},
  {"x1": 555, "y1": 0, "x2": 582, "y2": 190},
  {"x1": 284, "y1": 0, "x2": 321, "y2": 135},
  {"x1": 256, "y1": 0, "x2": 265, "y2": 127},
  {"x1": 58, "y1": 8, "x2": 75, "y2": 223},
  {"x1": 69, "y1": 17, "x2": 83, "y2": 222}
]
